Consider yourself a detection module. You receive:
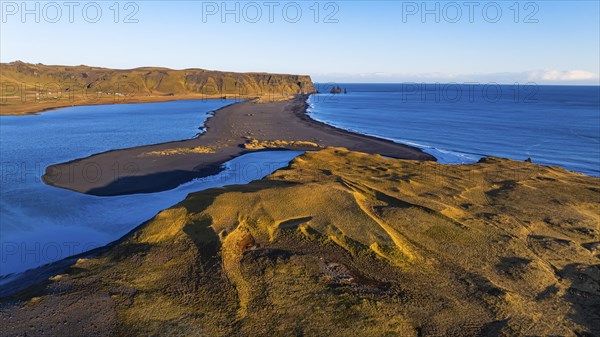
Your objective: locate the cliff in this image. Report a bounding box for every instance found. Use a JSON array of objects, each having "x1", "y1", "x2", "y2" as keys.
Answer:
[{"x1": 0, "y1": 61, "x2": 316, "y2": 115}]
